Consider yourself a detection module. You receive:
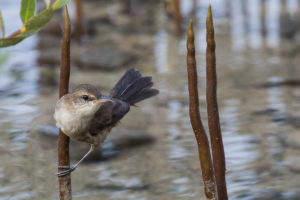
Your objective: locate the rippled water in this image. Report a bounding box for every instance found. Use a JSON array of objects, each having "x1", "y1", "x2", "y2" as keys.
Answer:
[{"x1": 0, "y1": 0, "x2": 300, "y2": 199}]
